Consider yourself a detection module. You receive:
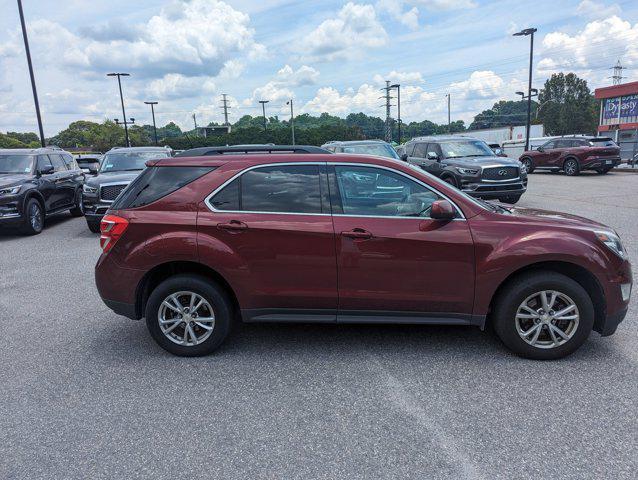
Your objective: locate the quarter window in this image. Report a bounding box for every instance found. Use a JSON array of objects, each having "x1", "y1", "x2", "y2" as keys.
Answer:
[
  {"x1": 334, "y1": 166, "x2": 441, "y2": 217},
  {"x1": 210, "y1": 165, "x2": 324, "y2": 214}
]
